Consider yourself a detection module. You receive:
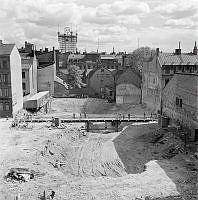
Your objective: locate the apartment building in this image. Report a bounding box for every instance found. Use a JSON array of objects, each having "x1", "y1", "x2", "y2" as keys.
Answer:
[{"x1": 0, "y1": 40, "x2": 23, "y2": 118}]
